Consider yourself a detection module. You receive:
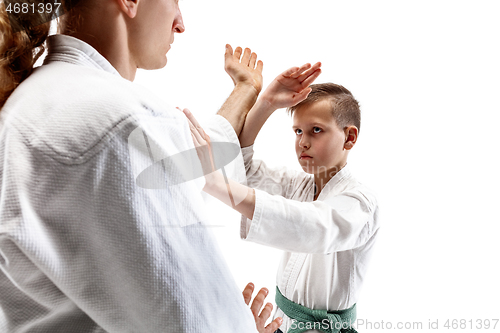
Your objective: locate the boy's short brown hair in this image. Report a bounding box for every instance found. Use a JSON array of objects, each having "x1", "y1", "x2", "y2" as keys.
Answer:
[{"x1": 287, "y1": 83, "x2": 361, "y2": 133}]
